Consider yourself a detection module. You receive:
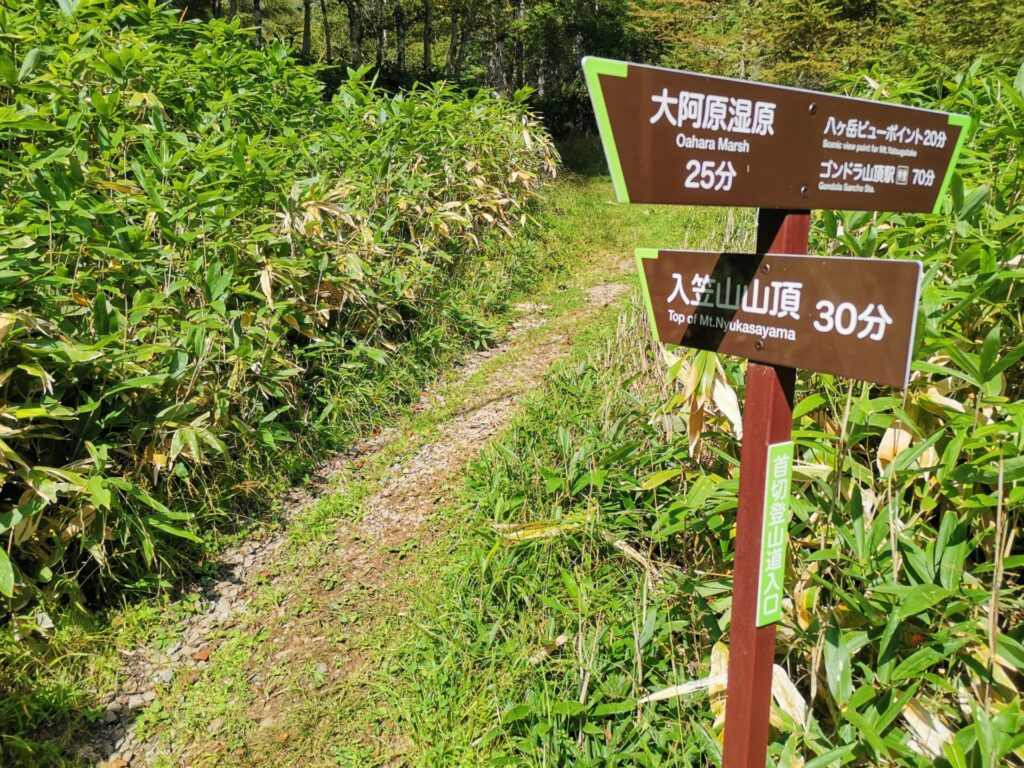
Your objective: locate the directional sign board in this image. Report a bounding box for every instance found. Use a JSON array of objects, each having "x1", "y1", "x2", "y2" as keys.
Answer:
[
  {"x1": 583, "y1": 57, "x2": 969, "y2": 213},
  {"x1": 637, "y1": 249, "x2": 922, "y2": 388}
]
